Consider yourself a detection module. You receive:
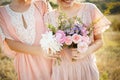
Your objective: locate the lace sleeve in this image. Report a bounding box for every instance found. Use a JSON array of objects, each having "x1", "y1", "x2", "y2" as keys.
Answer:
[{"x1": 91, "y1": 3, "x2": 111, "y2": 35}]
